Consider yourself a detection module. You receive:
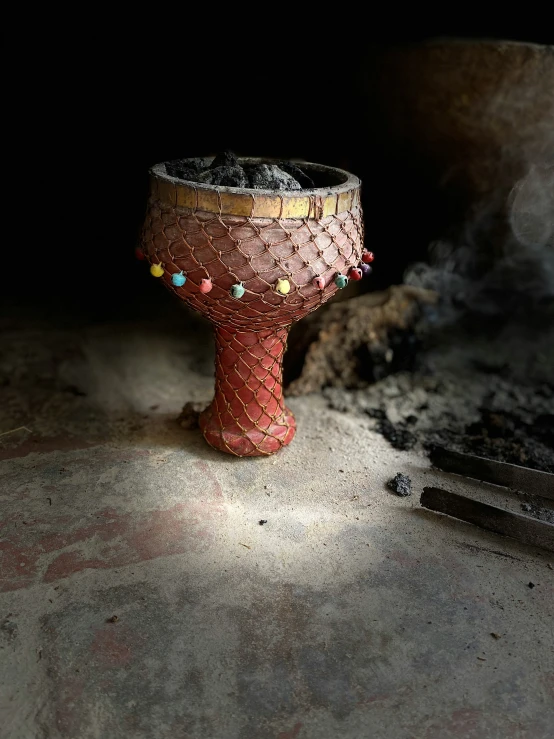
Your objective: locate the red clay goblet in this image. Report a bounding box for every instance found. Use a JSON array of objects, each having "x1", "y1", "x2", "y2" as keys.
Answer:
[{"x1": 141, "y1": 158, "x2": 363, "y2": 456}]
